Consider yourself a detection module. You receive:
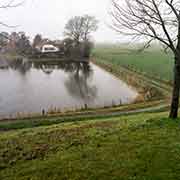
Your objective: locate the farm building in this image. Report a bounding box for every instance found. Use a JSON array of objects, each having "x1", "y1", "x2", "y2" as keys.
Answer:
[{"x1": 41, "y1": 44, "x2": 59, "y2": 53}]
